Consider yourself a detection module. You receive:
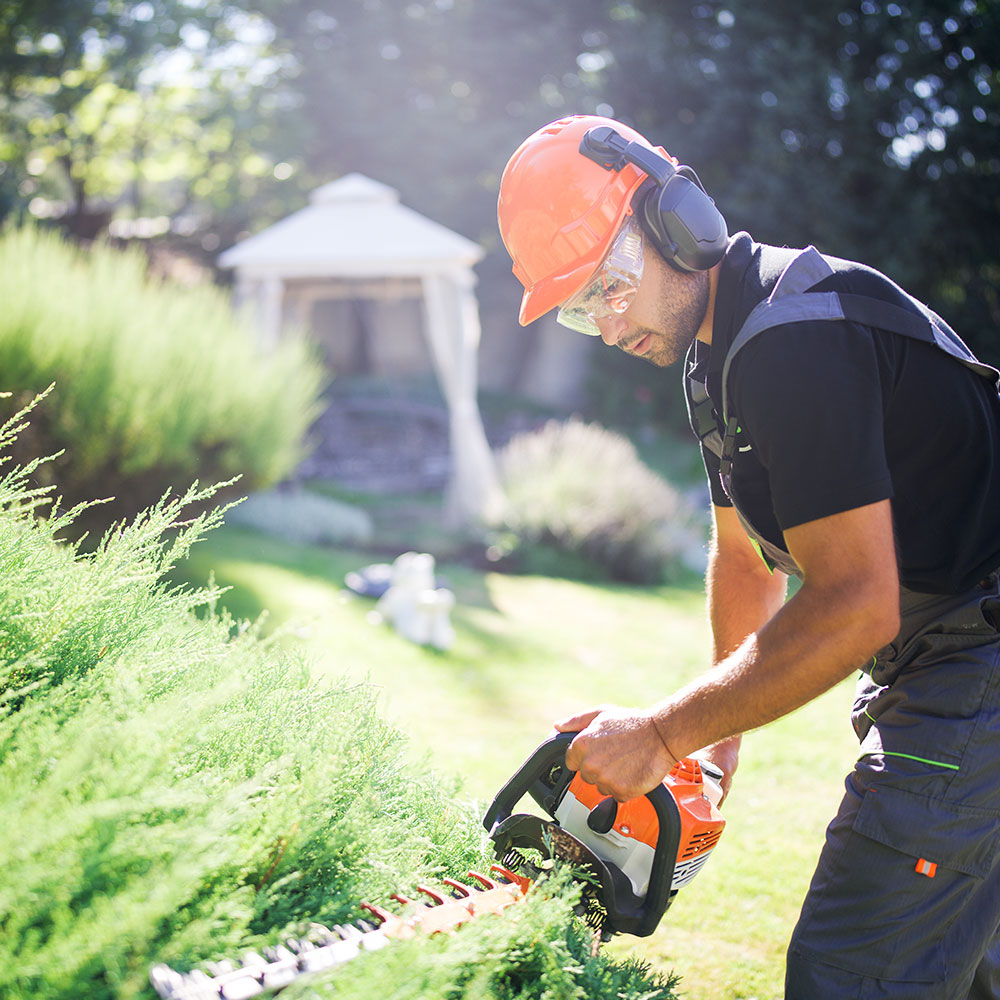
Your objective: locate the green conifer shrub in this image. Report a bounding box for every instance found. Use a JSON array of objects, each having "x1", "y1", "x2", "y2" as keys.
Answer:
[
  {"x1": 0, "y1": 225, "x2": 324, "y2": 529},
  {"x1": 0, "y1": 397, "x2": 677, "y2": 1000},
  {"x1": 286, "y1": 870, "x2": 678, "y2": 1000}
]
